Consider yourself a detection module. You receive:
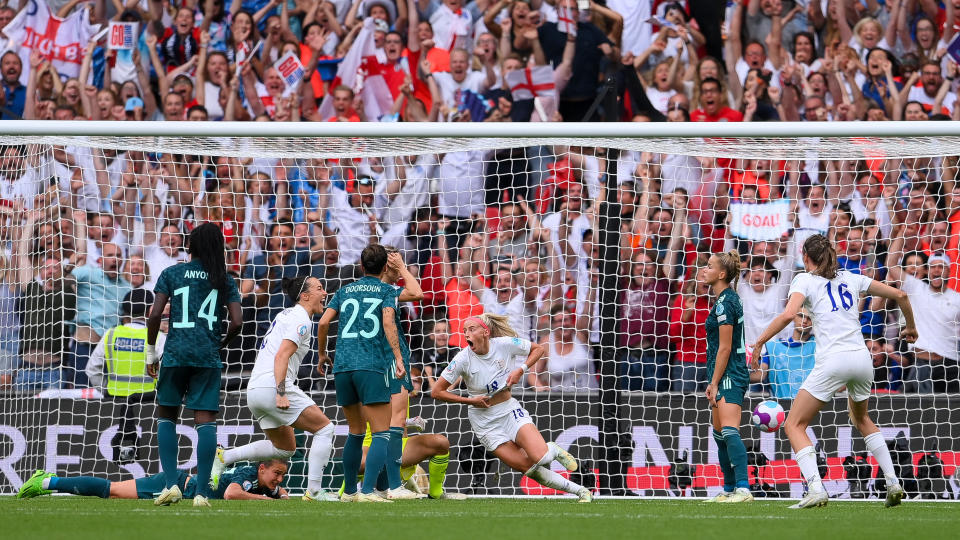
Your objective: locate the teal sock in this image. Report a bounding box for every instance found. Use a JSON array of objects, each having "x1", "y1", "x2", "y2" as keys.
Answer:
[
  {"x1": 713, "y1": 429, "x2": 735, "y2": 492},
  {"x1": 157, "y1": 418, "x2": 179, "y2": 489},
  {"x1": 342, "y1": 433, "x2": 364, "y2": 495},
  {"x1": 195, "y1": 422, "x2": 218, "y2": 497},
  {"x1": 376, "y1": 469, "x2": 389, "y2": 491},
  {"x1": 362, "y1": 431, "x2": 390, "y2": 494},
  {"x1": 722, "y1": 427, "x2": 750, "y2": 490},
  {"x1": 386, "y1": 427, "x2": 404, "y2": 490},
  {"x1": 49, "y1": 476, "x2": 111, "y2": 498}
]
